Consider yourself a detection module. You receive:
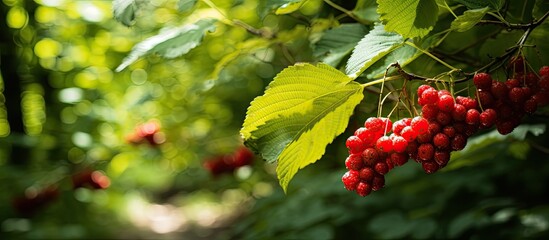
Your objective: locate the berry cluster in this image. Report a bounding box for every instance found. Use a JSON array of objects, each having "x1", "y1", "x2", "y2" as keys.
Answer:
[
  {"x1": 126, "y1": 120, "x2": 166, "y2": 146},
  {"x1": 71, "y1": 169, "x2": 111, "y2": 190},
  {"x1": 12, "y1": 186, "x2": 60, "y2": 217},
  {"x1": 474, "y1": 67, "x2": 549, "y2": 135},
  {"x1": 342, "y1": 65, "x2": 548, "y2": 197},
  {"x1": 203, "y1": 146, "x2": 255, "y2": 177}
]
